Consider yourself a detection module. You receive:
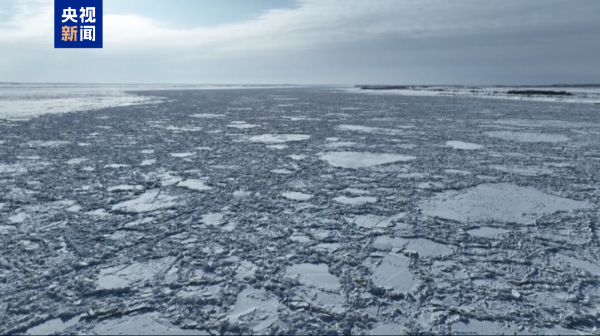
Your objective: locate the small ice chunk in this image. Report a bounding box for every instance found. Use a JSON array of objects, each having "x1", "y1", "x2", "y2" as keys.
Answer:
[
  {"x1": 190, "y1": 113, "x2": 225, "y2": 118},
  {"x1": 325, "y1": 141, "x2": 357, "y2": 148},
  {"x1": 333, "y1": 196, "x2": 377, "y2": 205},
  {"x1": 111, "y1": 190, "x2": 178, "y2": 213},
  {"x1": 248, "y1": 134, "x2": 310, "y2": 144},
  {"x1": 266, "y1": 144, "x2": 288, "y2": 149},
  {"x1": 26, "y1": 317, "x2": 79, "y2": 335},
  {"x1": 373, "y1": 236, "x2": 452, "y2": 257},
  {"x1": 370, "y1": 323, "x2": 405, "y2": 335},
  {"x1": 344, "y1": 188, "x2": 370, "y2": 195},
  {"x1": 485, "y1": 131, "x2": 570, "y2": 143},
  {"x1": 108, "y1": 185, "x2": 143, "y2": 192},
  {"x1": 140, "y1": 159, "x2": 156, "y2": 166},
  {"x1": 282, "y1": 191, "x2": 313, "y2": 201},
  {"x1": 319, "y1": 151, "x2": 415, "y2": 168},
  {"x1": 66, "y1": 158, "x2": 88, "y2": 165},
  {"x1": 177, "y1": 179, "x2": 213, "y2": 191},
  {"x1": 201, "y1": 212, "x2": 224, "y2": 226},
  {"x1": 169, "y1": 152, "x2": 194, "y2": 158},
  {"x1": 233, "y1": 190, "x2": 252, "y2": 197},
  {"x1": 104, "y1": 164, "x2": 129, "y2": 169},
  {"x1": 371, "y1": 253, "x2": 417, "y2": 292},
  {"x1": 227, "y1": 287, "x2": 280, "y2": 332},
  {"x1": 286, "y1": 263, "x2": 340, "y2": 290},
  {"x1": 445, "y1": 169, "x2": 472, "y2": 175},
  {"x1": 66, "y1": 205, "x2": 81, "y2": 212},
  {"x1": 289, "y1": 154, "x2": 307, "y2": 160},
  {"x1": 338, "y1": 125, "x2": 404, "y2": 134},
  {"x1": 271, "y1": 169, "x2": 293, "y2": 174},
  {"x1": 227, "y1": 123, "x2": 260, "y2": 129},
  {"x1": 446, "y1": 141, "x2": 483, "y2": 150},
  {"x1": 452, "y1": 319, "x2": 515, "y2": 335},
  {"x1": 92, "y1": 313, "x2": 207, "y2": 335},
  {"x1": 86, "y1": 209, "x2": 110, "y2": 217},
  {"x1": 290, "y1": 234, "x2": 311, "y2": 243},
  {"x1": 556, "y1": 254, "x2": 600, "y2": 276},
  {"x1": 347, "y1": 213, "x2": 405, "y2": 228},
  {"x1": 9, "y1": 212, "x2": 28, "y2": 223},
  {"x1": 97, "y1": 257, "x2": 176, "y2": 290},
  {"x1": 467, "y1": 227, "x2": 509, "y2": 238}
]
